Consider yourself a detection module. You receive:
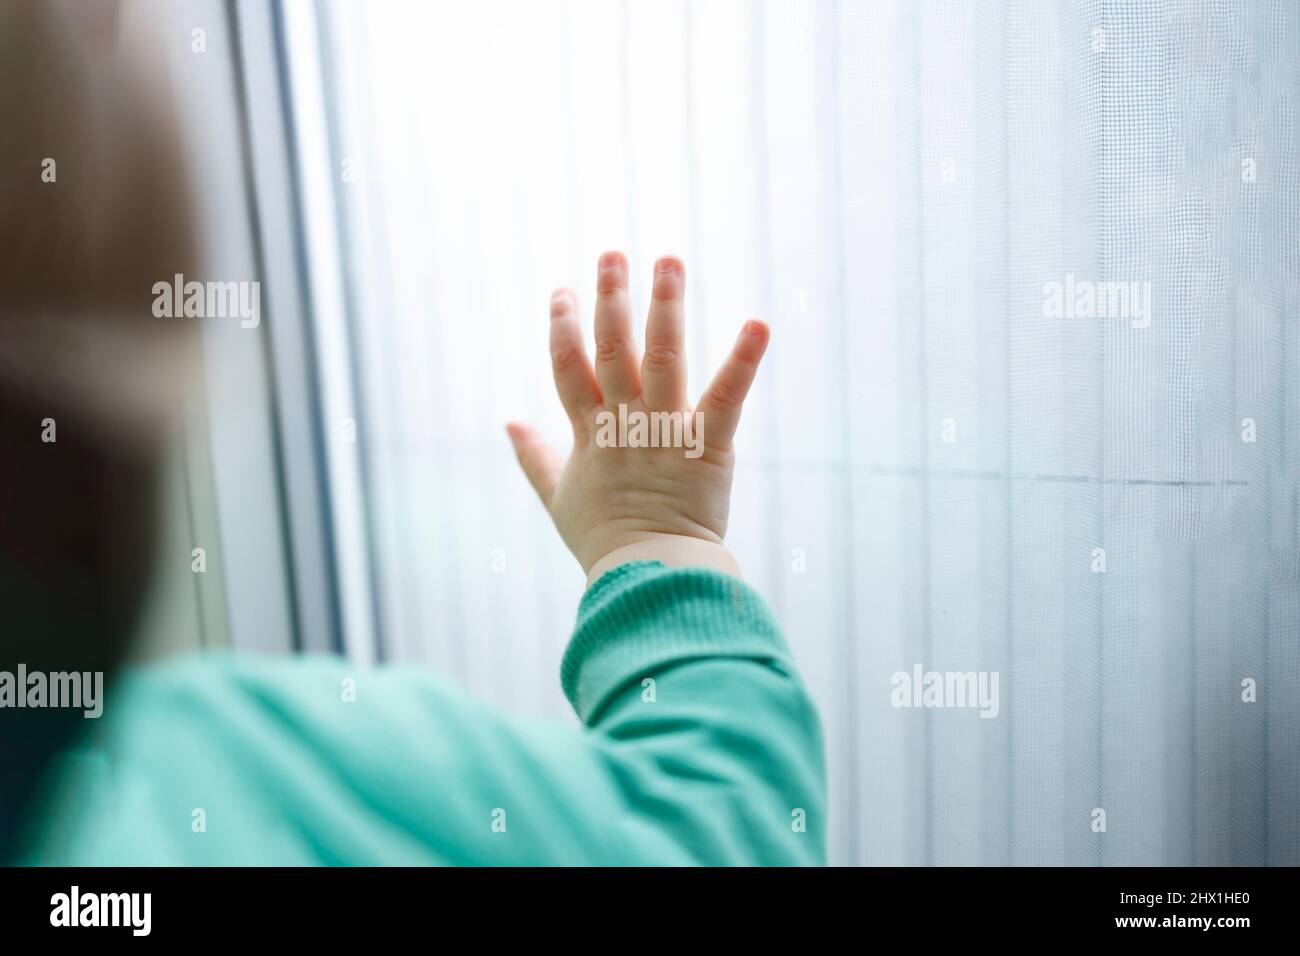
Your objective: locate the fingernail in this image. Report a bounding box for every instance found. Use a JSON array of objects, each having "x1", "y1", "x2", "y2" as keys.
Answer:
[
  {"x1": 656, "y1": 257, "x2": 681, "y2": 274},
  {"x1": 598, "y1": 250, "x2": 625, "y2": 273},
  {"x1": 653, "y1": 266, "x2": 680, "y2": 299}
]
